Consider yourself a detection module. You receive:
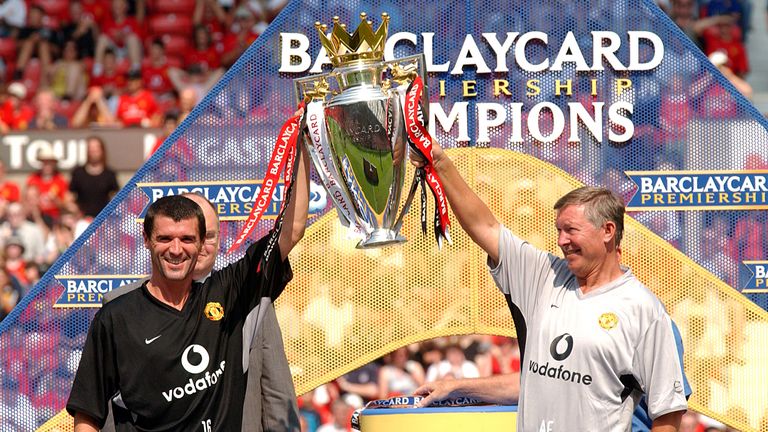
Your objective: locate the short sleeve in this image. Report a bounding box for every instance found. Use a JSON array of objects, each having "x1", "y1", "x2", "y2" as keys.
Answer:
[
  {"x1": 634, "y1": 314, "x2": 688, "y2": 419},
  {"x1": 488, "y1": 225, "x2": 557, "y2": 319},
  {"x1": 212, "y1": 232, "x2": 293, "y2": 313},
  {"x1": 66, "y1": 312, "x2": 119, "y2": 428}
]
